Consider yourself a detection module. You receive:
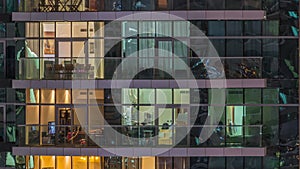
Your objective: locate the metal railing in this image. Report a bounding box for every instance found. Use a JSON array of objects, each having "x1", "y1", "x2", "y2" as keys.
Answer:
[{"x1": 17, "y1": 124, "x2": 263, "y2": 148}]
